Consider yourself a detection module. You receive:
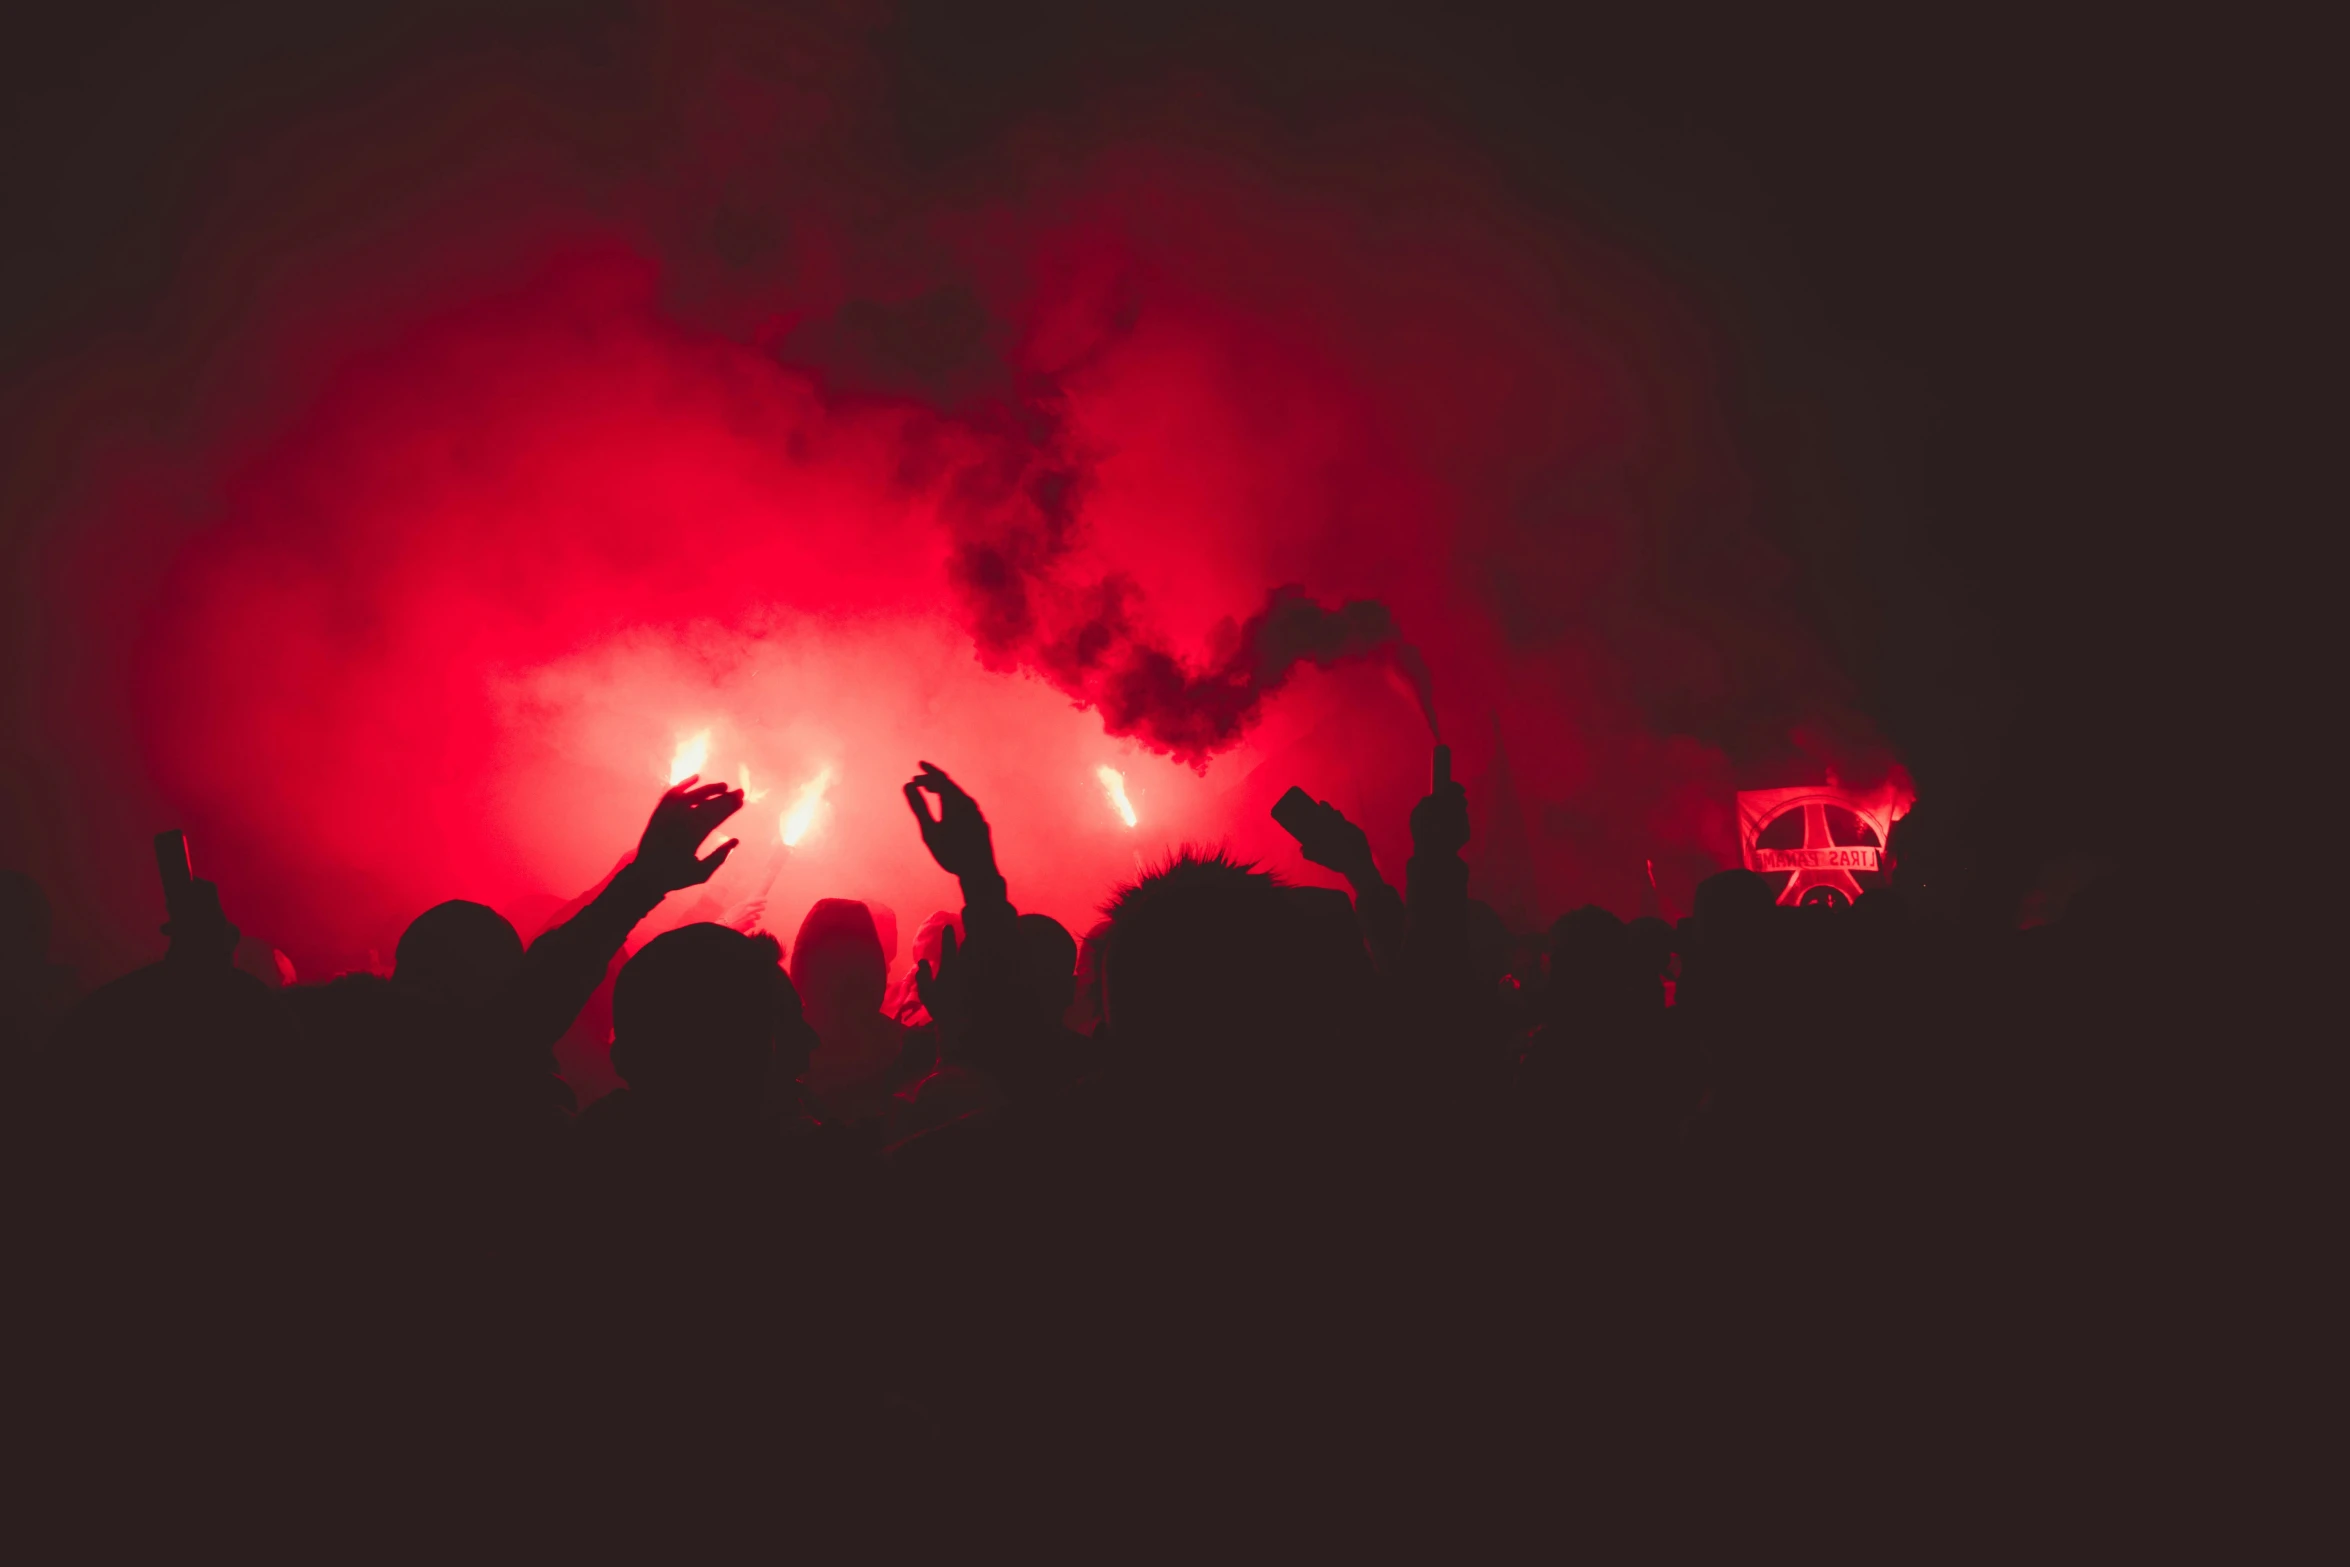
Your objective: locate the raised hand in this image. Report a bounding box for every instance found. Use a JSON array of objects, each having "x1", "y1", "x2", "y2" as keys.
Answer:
[
  {"x1": 903, "y1": 762, "x2": 1000, "y2": 887},
  {"x1": 913, "y1": 923, "x2": 970, "y2": 1051},
  {"x1": 1302, "y1": 800, "x2": 1378, "y2": 883},
  {"x1": 631, "y1": 777, "x2": 744, "y2": 894}
]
